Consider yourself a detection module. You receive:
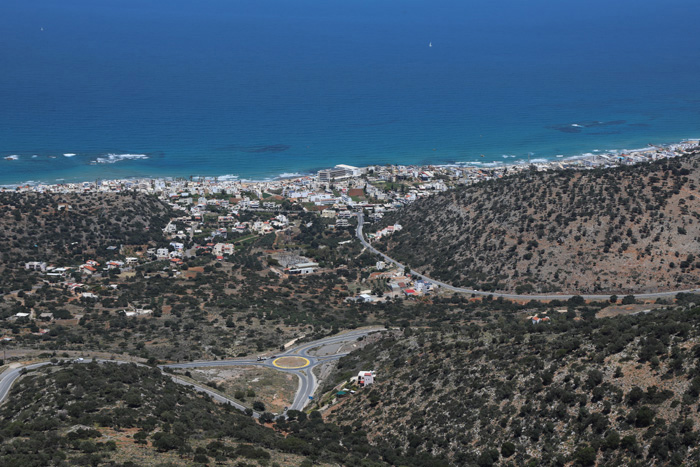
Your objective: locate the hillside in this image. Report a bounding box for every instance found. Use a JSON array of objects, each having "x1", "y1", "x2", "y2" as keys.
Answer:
[
  {"x1": 0, "y1": 206, "x2": 388, "y2": 362},
  {"x1": 326, "y1": 299, "x2": 700, "y2": 466},
  {"x1": 377, "y1": 152, "x2": 700, "y2": 294},
  {"x1": 0, "y1": 192, "x2": 175, "y2": 291},
  {"x1": 0, "y1": 361, "x2": 437, "y2": 466}
]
